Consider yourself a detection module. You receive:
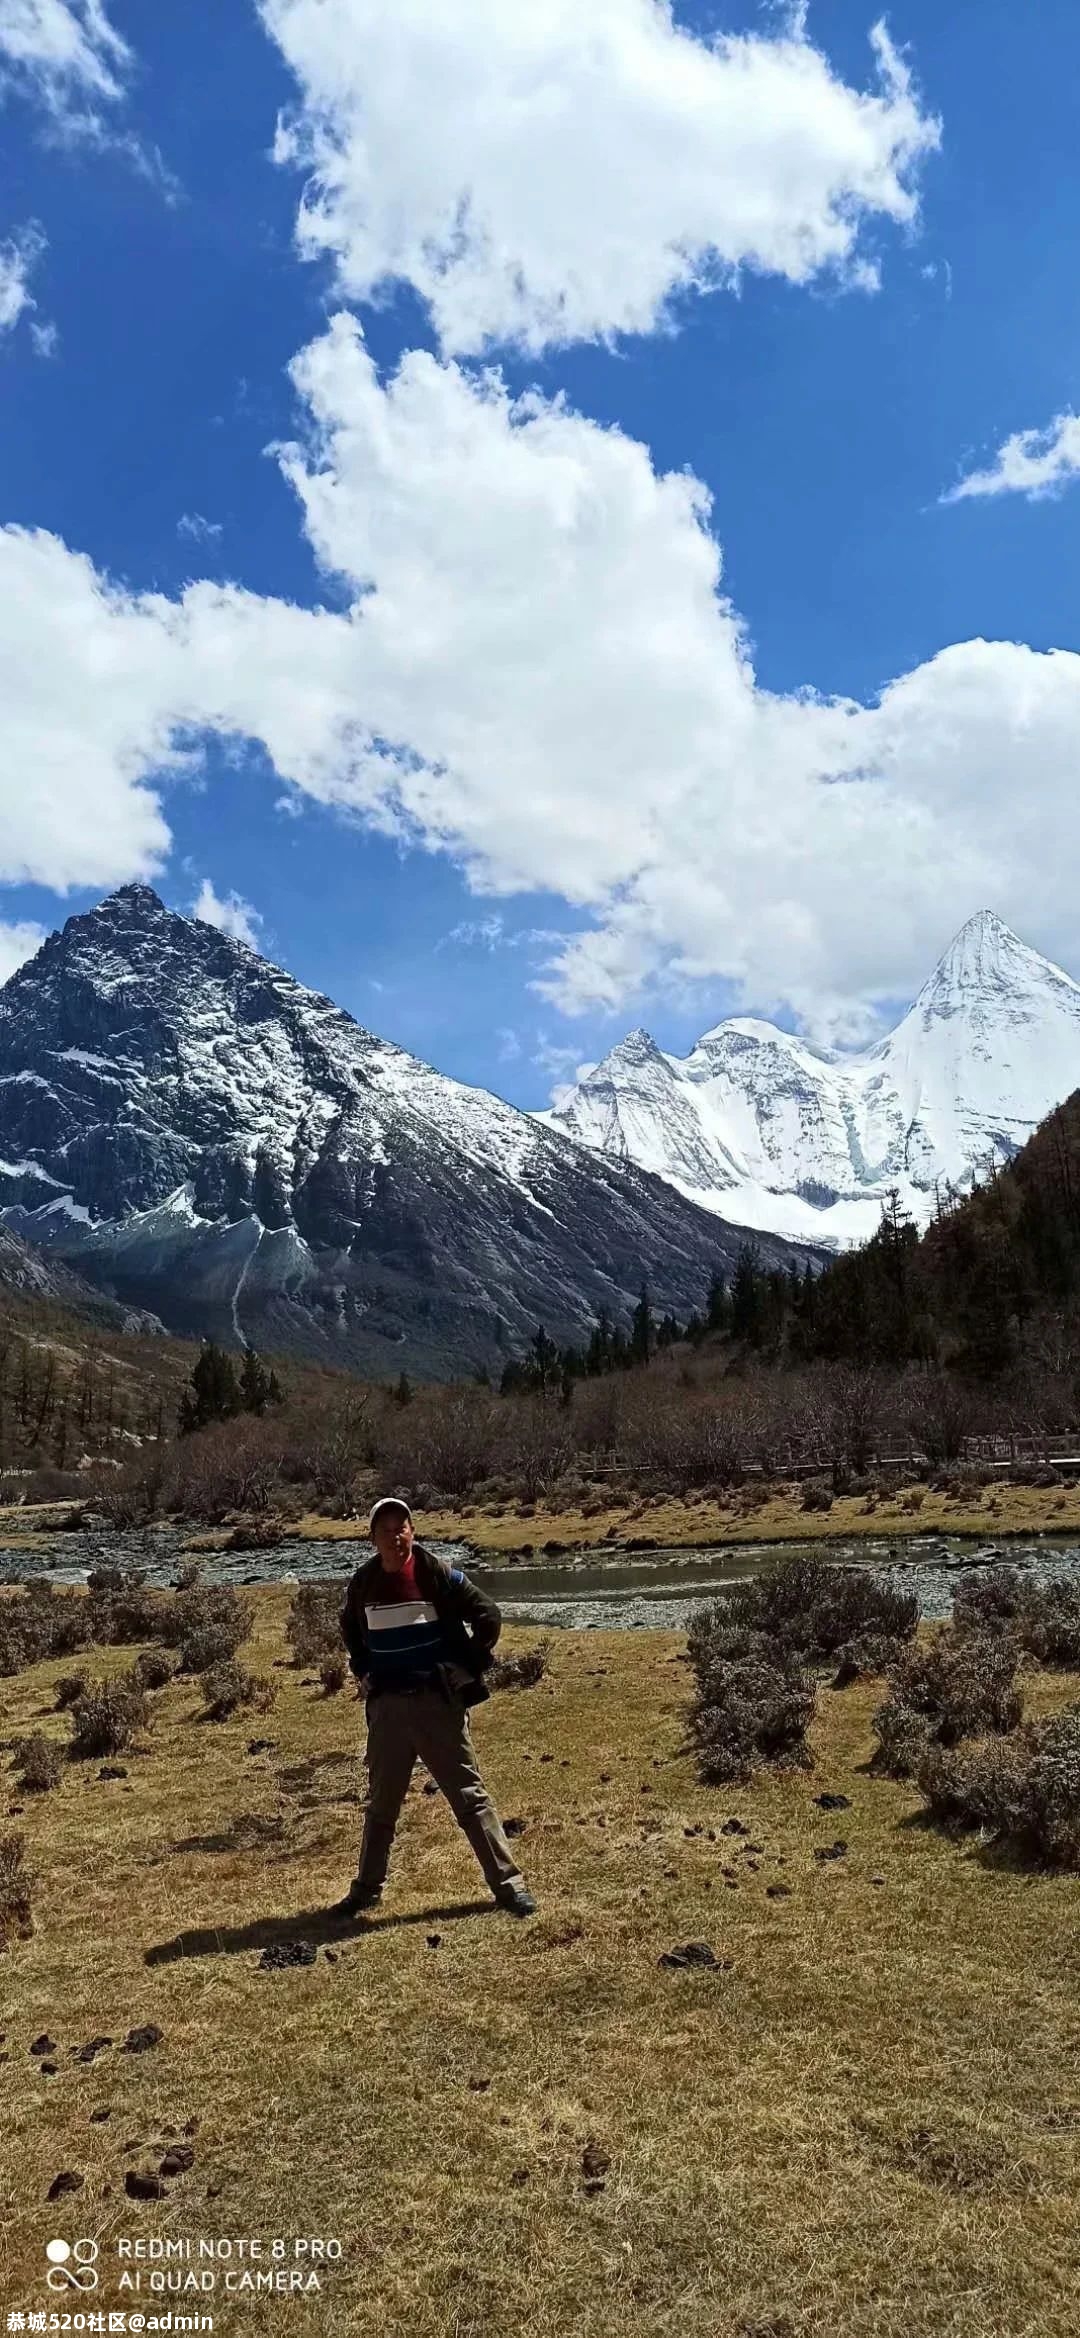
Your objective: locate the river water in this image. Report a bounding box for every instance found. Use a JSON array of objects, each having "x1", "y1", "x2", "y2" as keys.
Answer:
[{"x1": 4, "y1": 1521, "x2": 1080, "y2": 1630}]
